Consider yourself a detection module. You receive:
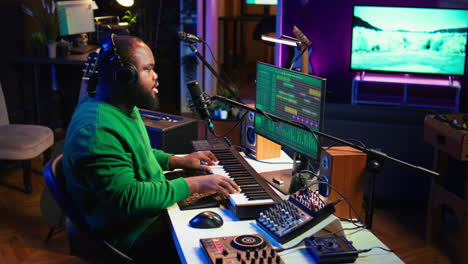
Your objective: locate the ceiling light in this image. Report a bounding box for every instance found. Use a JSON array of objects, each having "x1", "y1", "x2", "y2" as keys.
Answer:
[{"x1": 116, "y1": 0, "x2": 134, "y2": 7}]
